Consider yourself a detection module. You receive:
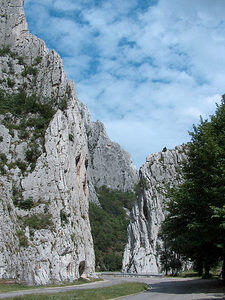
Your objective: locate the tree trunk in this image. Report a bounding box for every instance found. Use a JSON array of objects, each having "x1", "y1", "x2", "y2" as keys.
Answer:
[
  {"x1": 204, "y1": 263, "x2": 210, "y2": 278},
  {"x1": 196, "y1": 260, "x2": 203, "y2": 277}
]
